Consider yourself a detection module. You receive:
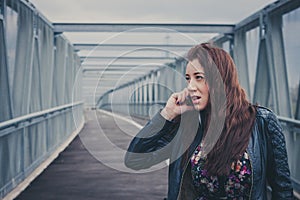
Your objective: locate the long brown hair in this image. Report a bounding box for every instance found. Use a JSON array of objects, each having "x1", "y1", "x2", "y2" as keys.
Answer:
[{"x1": 187, "y1": 43, "x2": 257, "y2": 176}]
